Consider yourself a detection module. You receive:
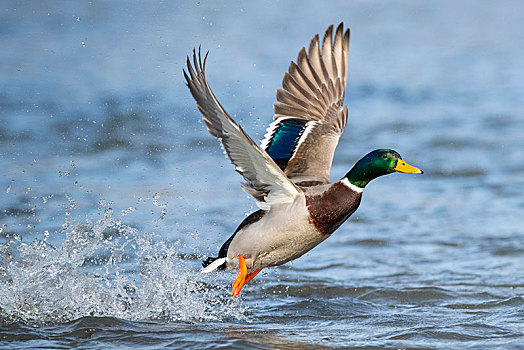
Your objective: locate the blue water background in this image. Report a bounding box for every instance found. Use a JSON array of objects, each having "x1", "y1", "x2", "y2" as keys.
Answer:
[{"x1": 1, "y1": 0, "x2": 524, "y2": 348}]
